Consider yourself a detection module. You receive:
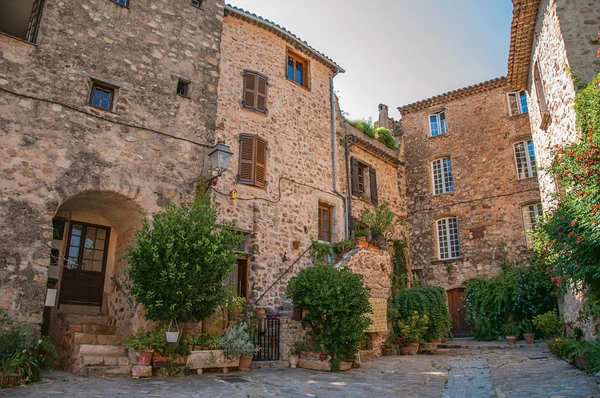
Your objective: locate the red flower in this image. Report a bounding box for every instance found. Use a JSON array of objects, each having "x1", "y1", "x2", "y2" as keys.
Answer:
[
  {"x1": 577, "y1": 236, "x2": 584, "y2": 244},
  {"x1": 571, "y1": 220, "x2": 578, "y2": 227}
]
